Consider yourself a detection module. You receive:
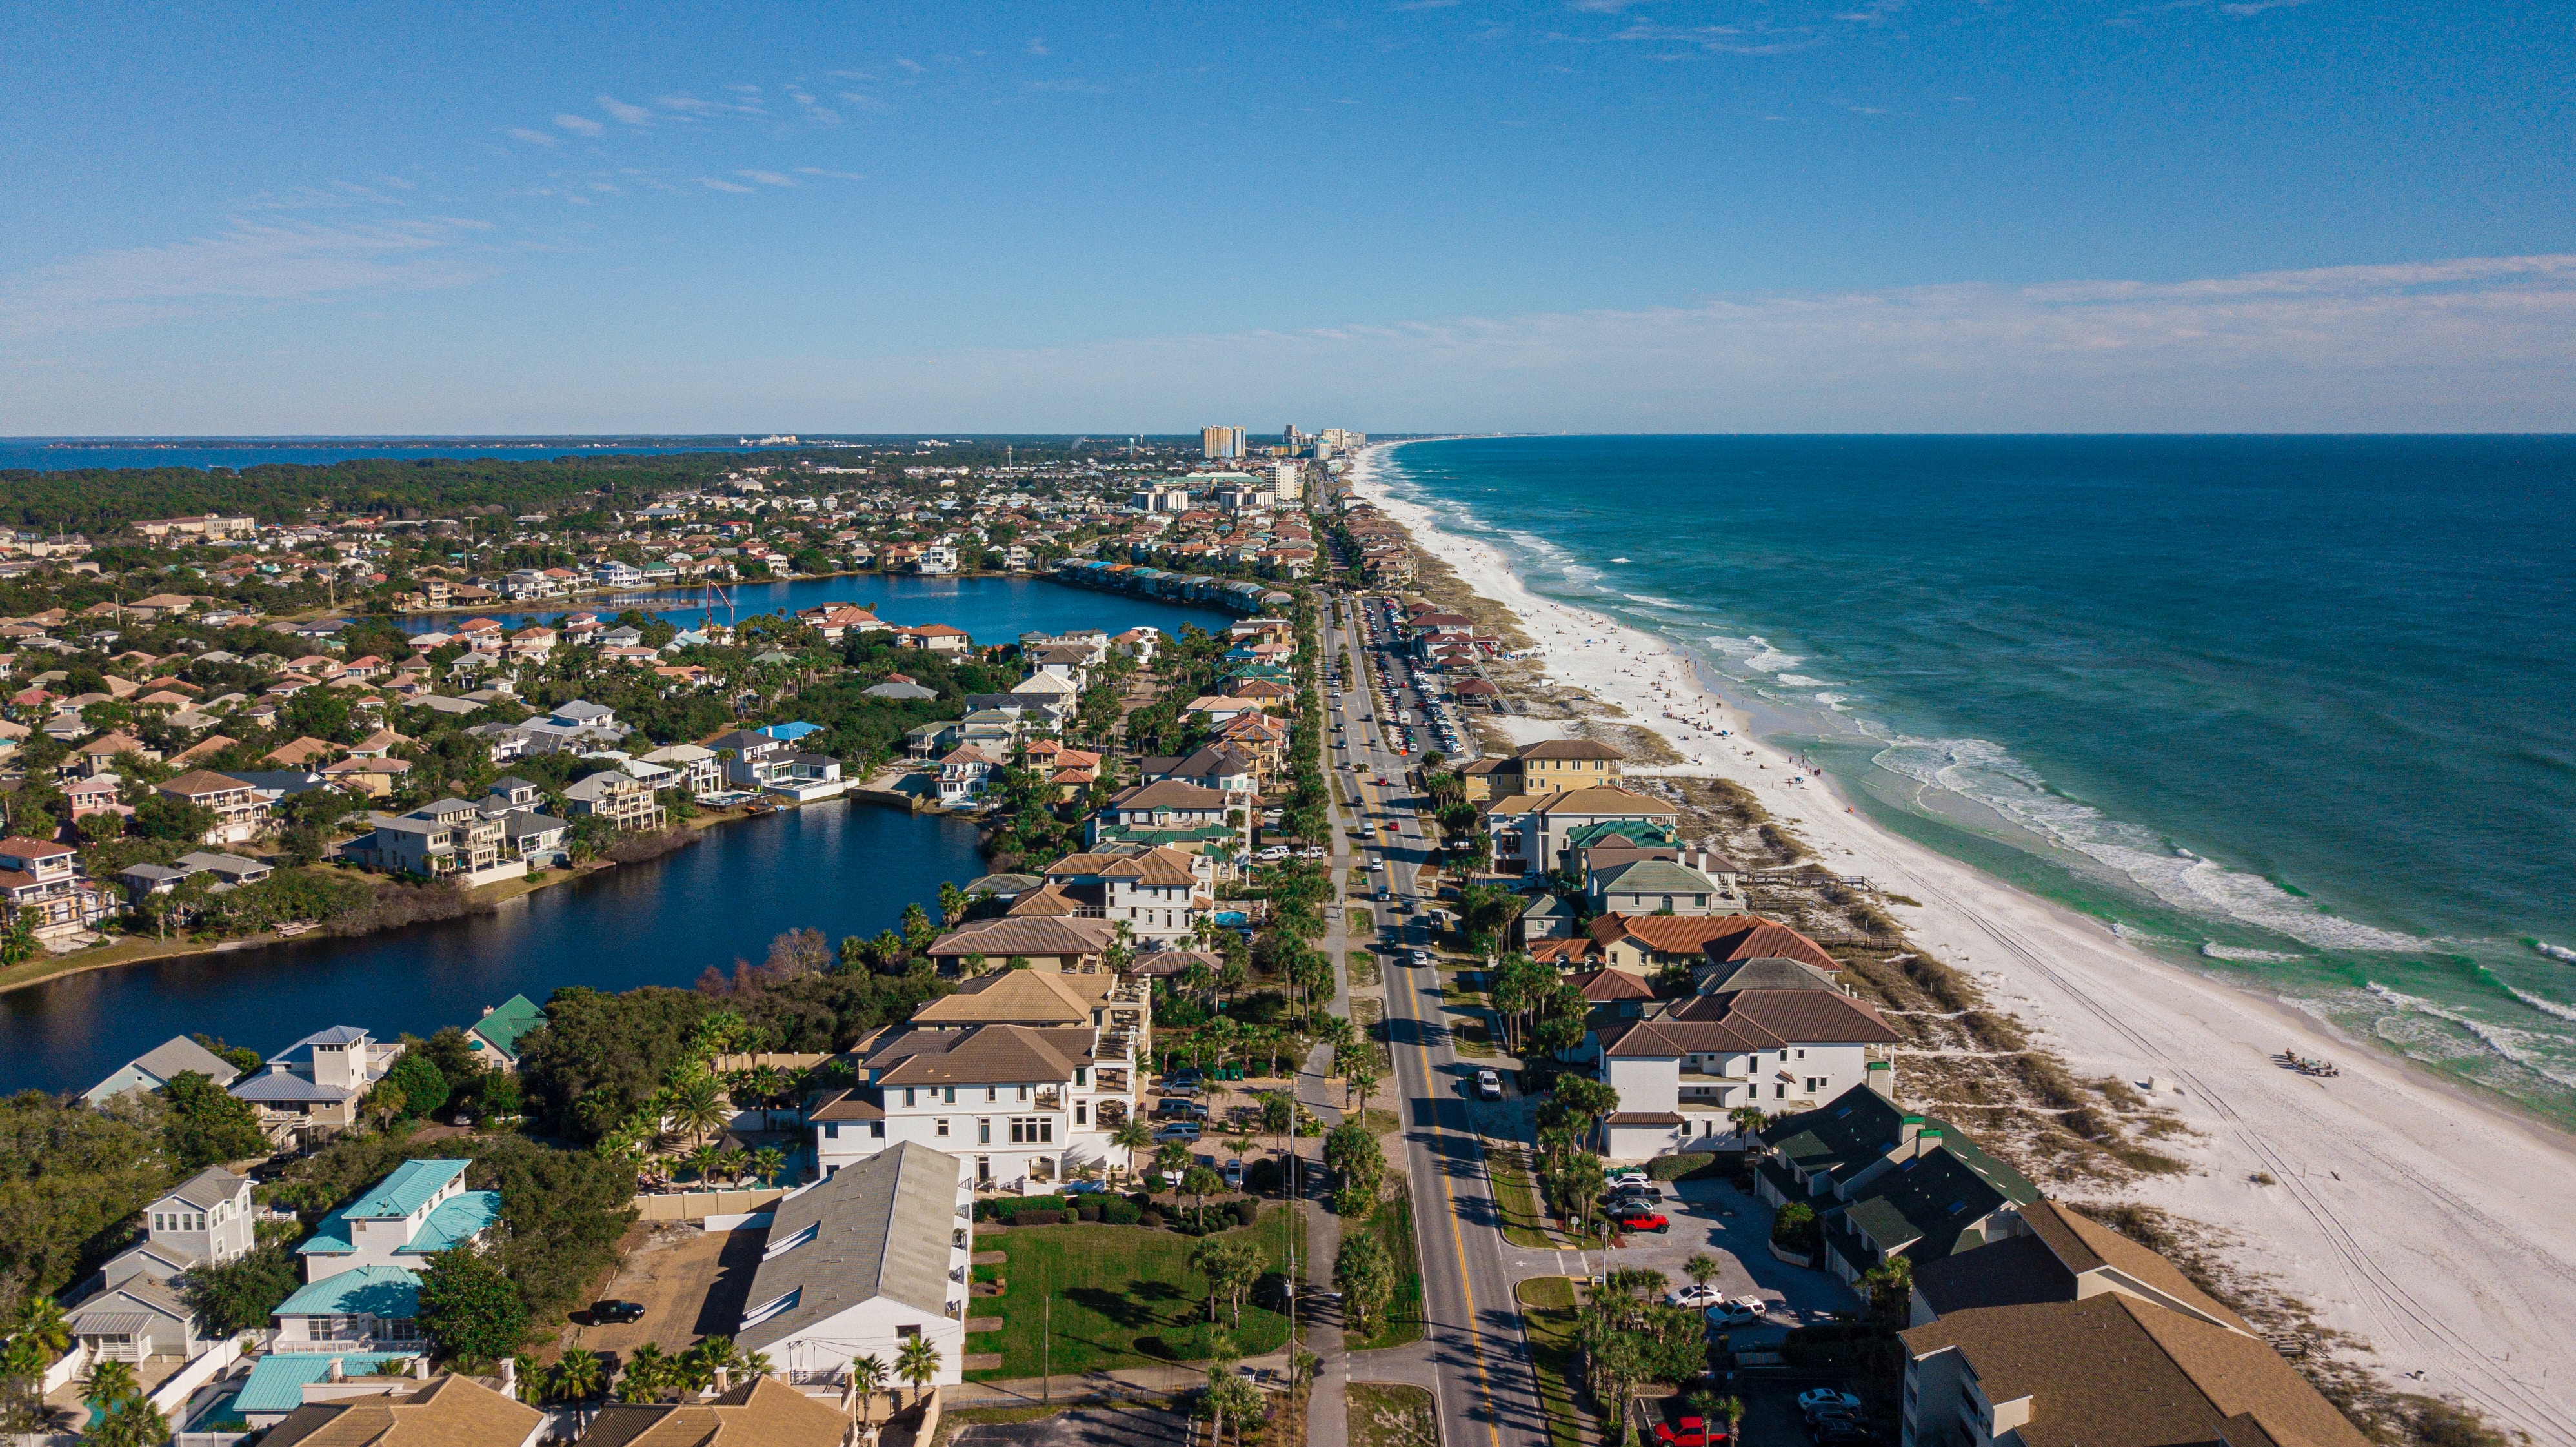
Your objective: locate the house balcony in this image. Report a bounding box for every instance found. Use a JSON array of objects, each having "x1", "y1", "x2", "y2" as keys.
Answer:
[
  {"x1": 1033, "y1": 1088, "x2": 1063, "y2": 1111},
  {"x1": 1094, "y1": 1067, "x2": 1131, "y2": 1095}
]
